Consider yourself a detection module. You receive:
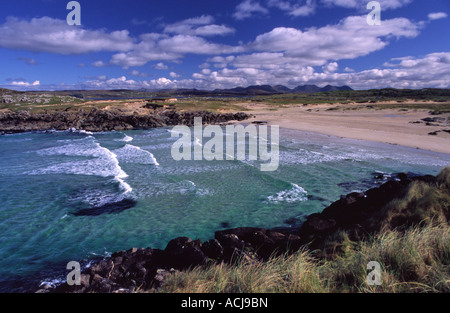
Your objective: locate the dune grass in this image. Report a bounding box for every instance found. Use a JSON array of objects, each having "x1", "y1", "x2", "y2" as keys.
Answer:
[
  {"x1": 173, "y1": 100, "x2": 250, "y2": 113},
  {"x1": 323, "y1": 224, "x2": 450, "y2": 293},
  {"x1": 156, "y1": 223, "x2": 449, "y2": 293},
  {"x1": 155, "y1": 168, "x2": 450, "y2": 293},
  {"x1": 157, "y1": 249, "x2": 329, "y2": 293}
]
